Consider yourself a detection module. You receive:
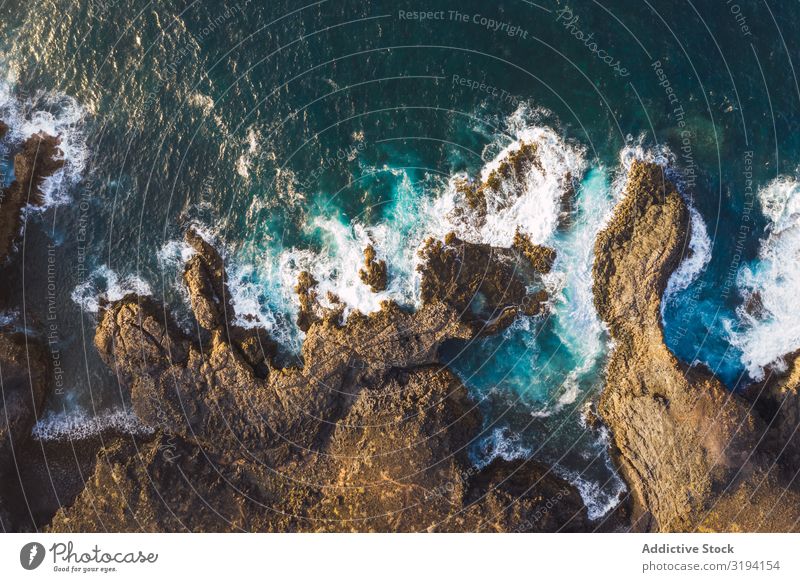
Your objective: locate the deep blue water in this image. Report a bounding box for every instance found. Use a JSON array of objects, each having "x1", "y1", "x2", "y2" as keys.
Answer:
[{"x1": 2, "y1": 0, "x2": 800, "y2": 518}]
